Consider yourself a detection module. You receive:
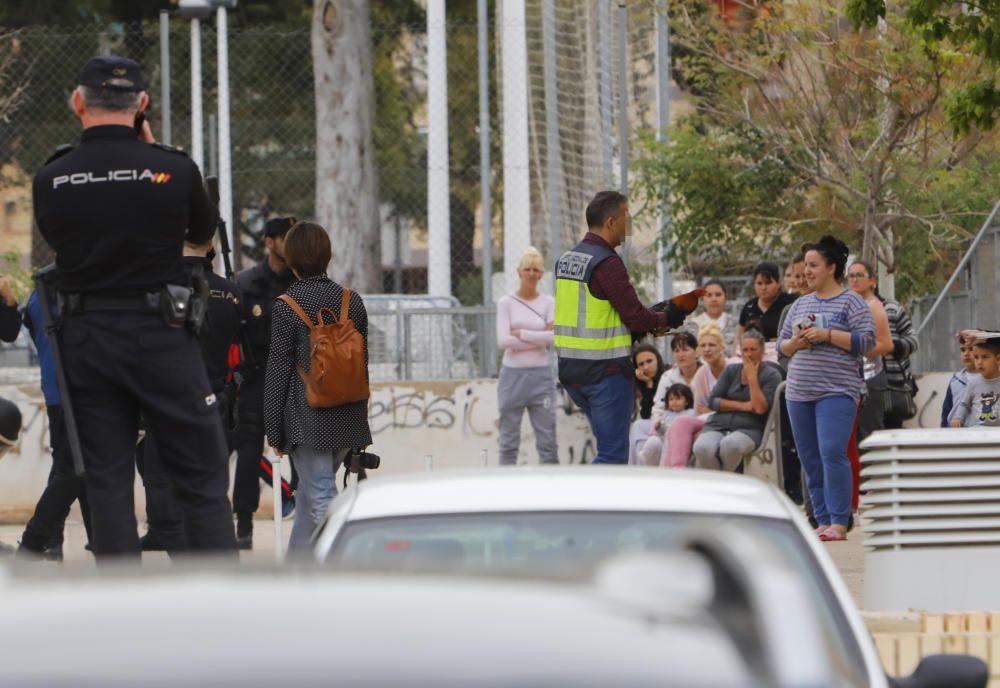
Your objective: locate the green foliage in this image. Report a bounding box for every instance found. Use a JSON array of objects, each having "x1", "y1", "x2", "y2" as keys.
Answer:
[
  {"x1": 0, "y1": 251, "x2": 32, "y2": 301},
  {"x1": 635, "y1": 119, "x2": 807, "y2": 273},
  {"x1": 639, "y1": 0, "x2": 1000, "y2": 302},
  {"x1": 846, "y1": 0, "x2": 1000, "y2": 134}
]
